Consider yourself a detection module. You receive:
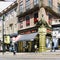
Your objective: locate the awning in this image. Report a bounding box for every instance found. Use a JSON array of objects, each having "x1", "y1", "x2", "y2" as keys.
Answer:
[
  {"x1": 10, "y1": 33, "x2": 18, "y2": 38},
  {"x1": 18, "y1": 32, "x2": 38, "y2": 41}
]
